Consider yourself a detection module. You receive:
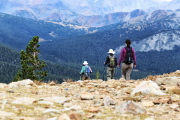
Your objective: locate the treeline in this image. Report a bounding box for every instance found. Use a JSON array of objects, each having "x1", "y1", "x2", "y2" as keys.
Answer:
[
  {"x1": 0, "y1": 44, "x2": 83, "y2": 83},
  {"x1": 0, "y1": 62, "x2": 20, "y2": 83},
  {"x1": 0, "y1": 44, "x2": 20, "y2": 83},
  {"x1": 136, "y1": 46, "x2": 180, "y2": 74}
]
